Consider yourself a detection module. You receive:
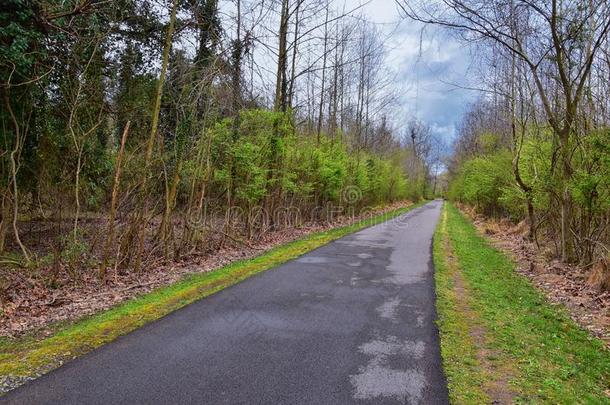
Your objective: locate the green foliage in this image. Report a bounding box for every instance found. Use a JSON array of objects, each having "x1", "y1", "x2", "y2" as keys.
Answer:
[
  {"x1": 0, "y1": 0, "x2": 44, "y2": 82},
  {"x1": 200, "y1": 109, "x2": 411, "y2": 210},
  {"x1": 570, "y1": 130, "x2": 610, "y2": 213},
  {"x1": 514, "y1": 134, "x2": 554, "y2": 211},
  {"x1": 307, "y1": 139, "x2": 348, "y2": 202},
  {"x1": 0, "y1": 1, "x2": 418, "y2": 268},
  {"x1": 448, "y1": 150, "x2": 514, "y2": 216},
  {"x1": 449, "y1": 128, "x2": 610, "y2": 221}
]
